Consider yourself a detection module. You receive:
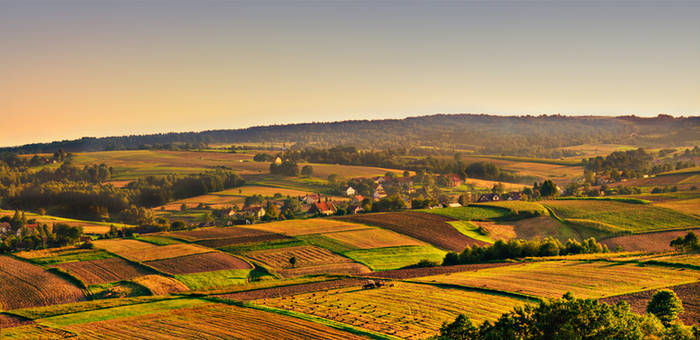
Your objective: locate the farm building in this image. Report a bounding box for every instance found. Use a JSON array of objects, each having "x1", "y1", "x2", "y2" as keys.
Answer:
[
  {"x1": 447, "y1": 203, "x2": 462, "y2": 208},
  {"x1": 347, "y1": 204, "x2": 364, "y2": 214},
  {"x1": 477, "y1": 193, "x2": 501, "y2": 202},
  {"x1": 444, "y1": 174, "x2": 463, "y2": 187},
  {"x1": 506, "y1": 192, "x2": 523, "y2": 201},
  {"x1": 242, "y1": 206, "x2": 266, "y2": 219},
  {"x1": 311, "y1": 201, "x2": 338, "y2": 216},
  {"x1": 0, "y1": 222, "x2": 10, "y2": 234},
  {"x1": 344, "y1": 186, "x2": 356, "y2": 196},
  {"x1": 301, "y1": 194, "x2": 321, "y2": 205},
  {"x1": 273, "y1": 156, "x2": 283, "y2": 165},
  {"x1": 373, "y1": 184, "x2": 387, "y2": 200}
]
